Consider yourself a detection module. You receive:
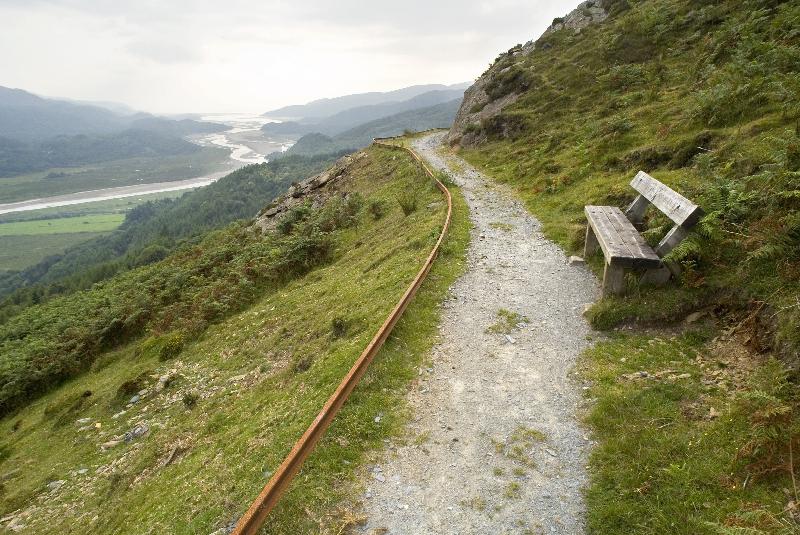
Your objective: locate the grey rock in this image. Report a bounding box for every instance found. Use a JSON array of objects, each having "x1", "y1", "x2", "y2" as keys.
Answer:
[
  {"x1": 448, "y1": 1, "x2": 607, "y2": 148},
  {"x1": 7, "y1": 517, "x2": 25, "y2": 532},
  {"x1": 568, "y1": 255, "x2": 585, "y2": 265},
  {"x1": 47, "y1": 480, "x2": 66, "y2": 492},
  {"x1": 123, "y1": 422, "x2": 149, "y2": 442}
]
